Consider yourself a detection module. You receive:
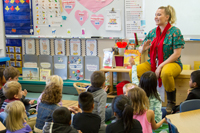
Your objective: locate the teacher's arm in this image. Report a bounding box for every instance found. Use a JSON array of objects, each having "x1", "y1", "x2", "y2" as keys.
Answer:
[
  {"x1": 138, "y1": 39, "x2": 151, "y2": 54},
  {"x1": 155, "y1": 48, "x2": 182, "y2": 78}
]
